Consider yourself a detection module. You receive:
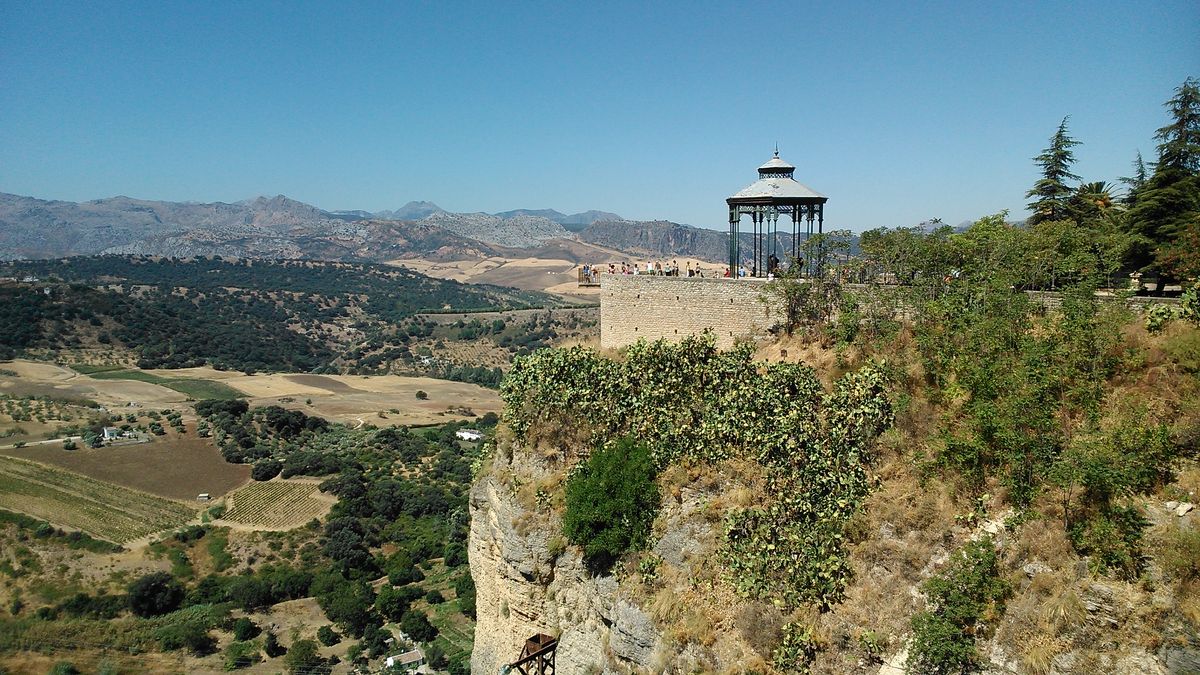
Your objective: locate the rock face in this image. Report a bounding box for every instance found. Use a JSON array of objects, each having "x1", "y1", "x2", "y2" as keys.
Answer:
[
  {"x1": 468, "y1": 475, "x2": 665, "y2": 674},
  {"x1": 578, "y1": 220, "x2": 730, "y2": 262},
  {"x1": 421, "y1": 212, "x2": 570, "y2": 248}
]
